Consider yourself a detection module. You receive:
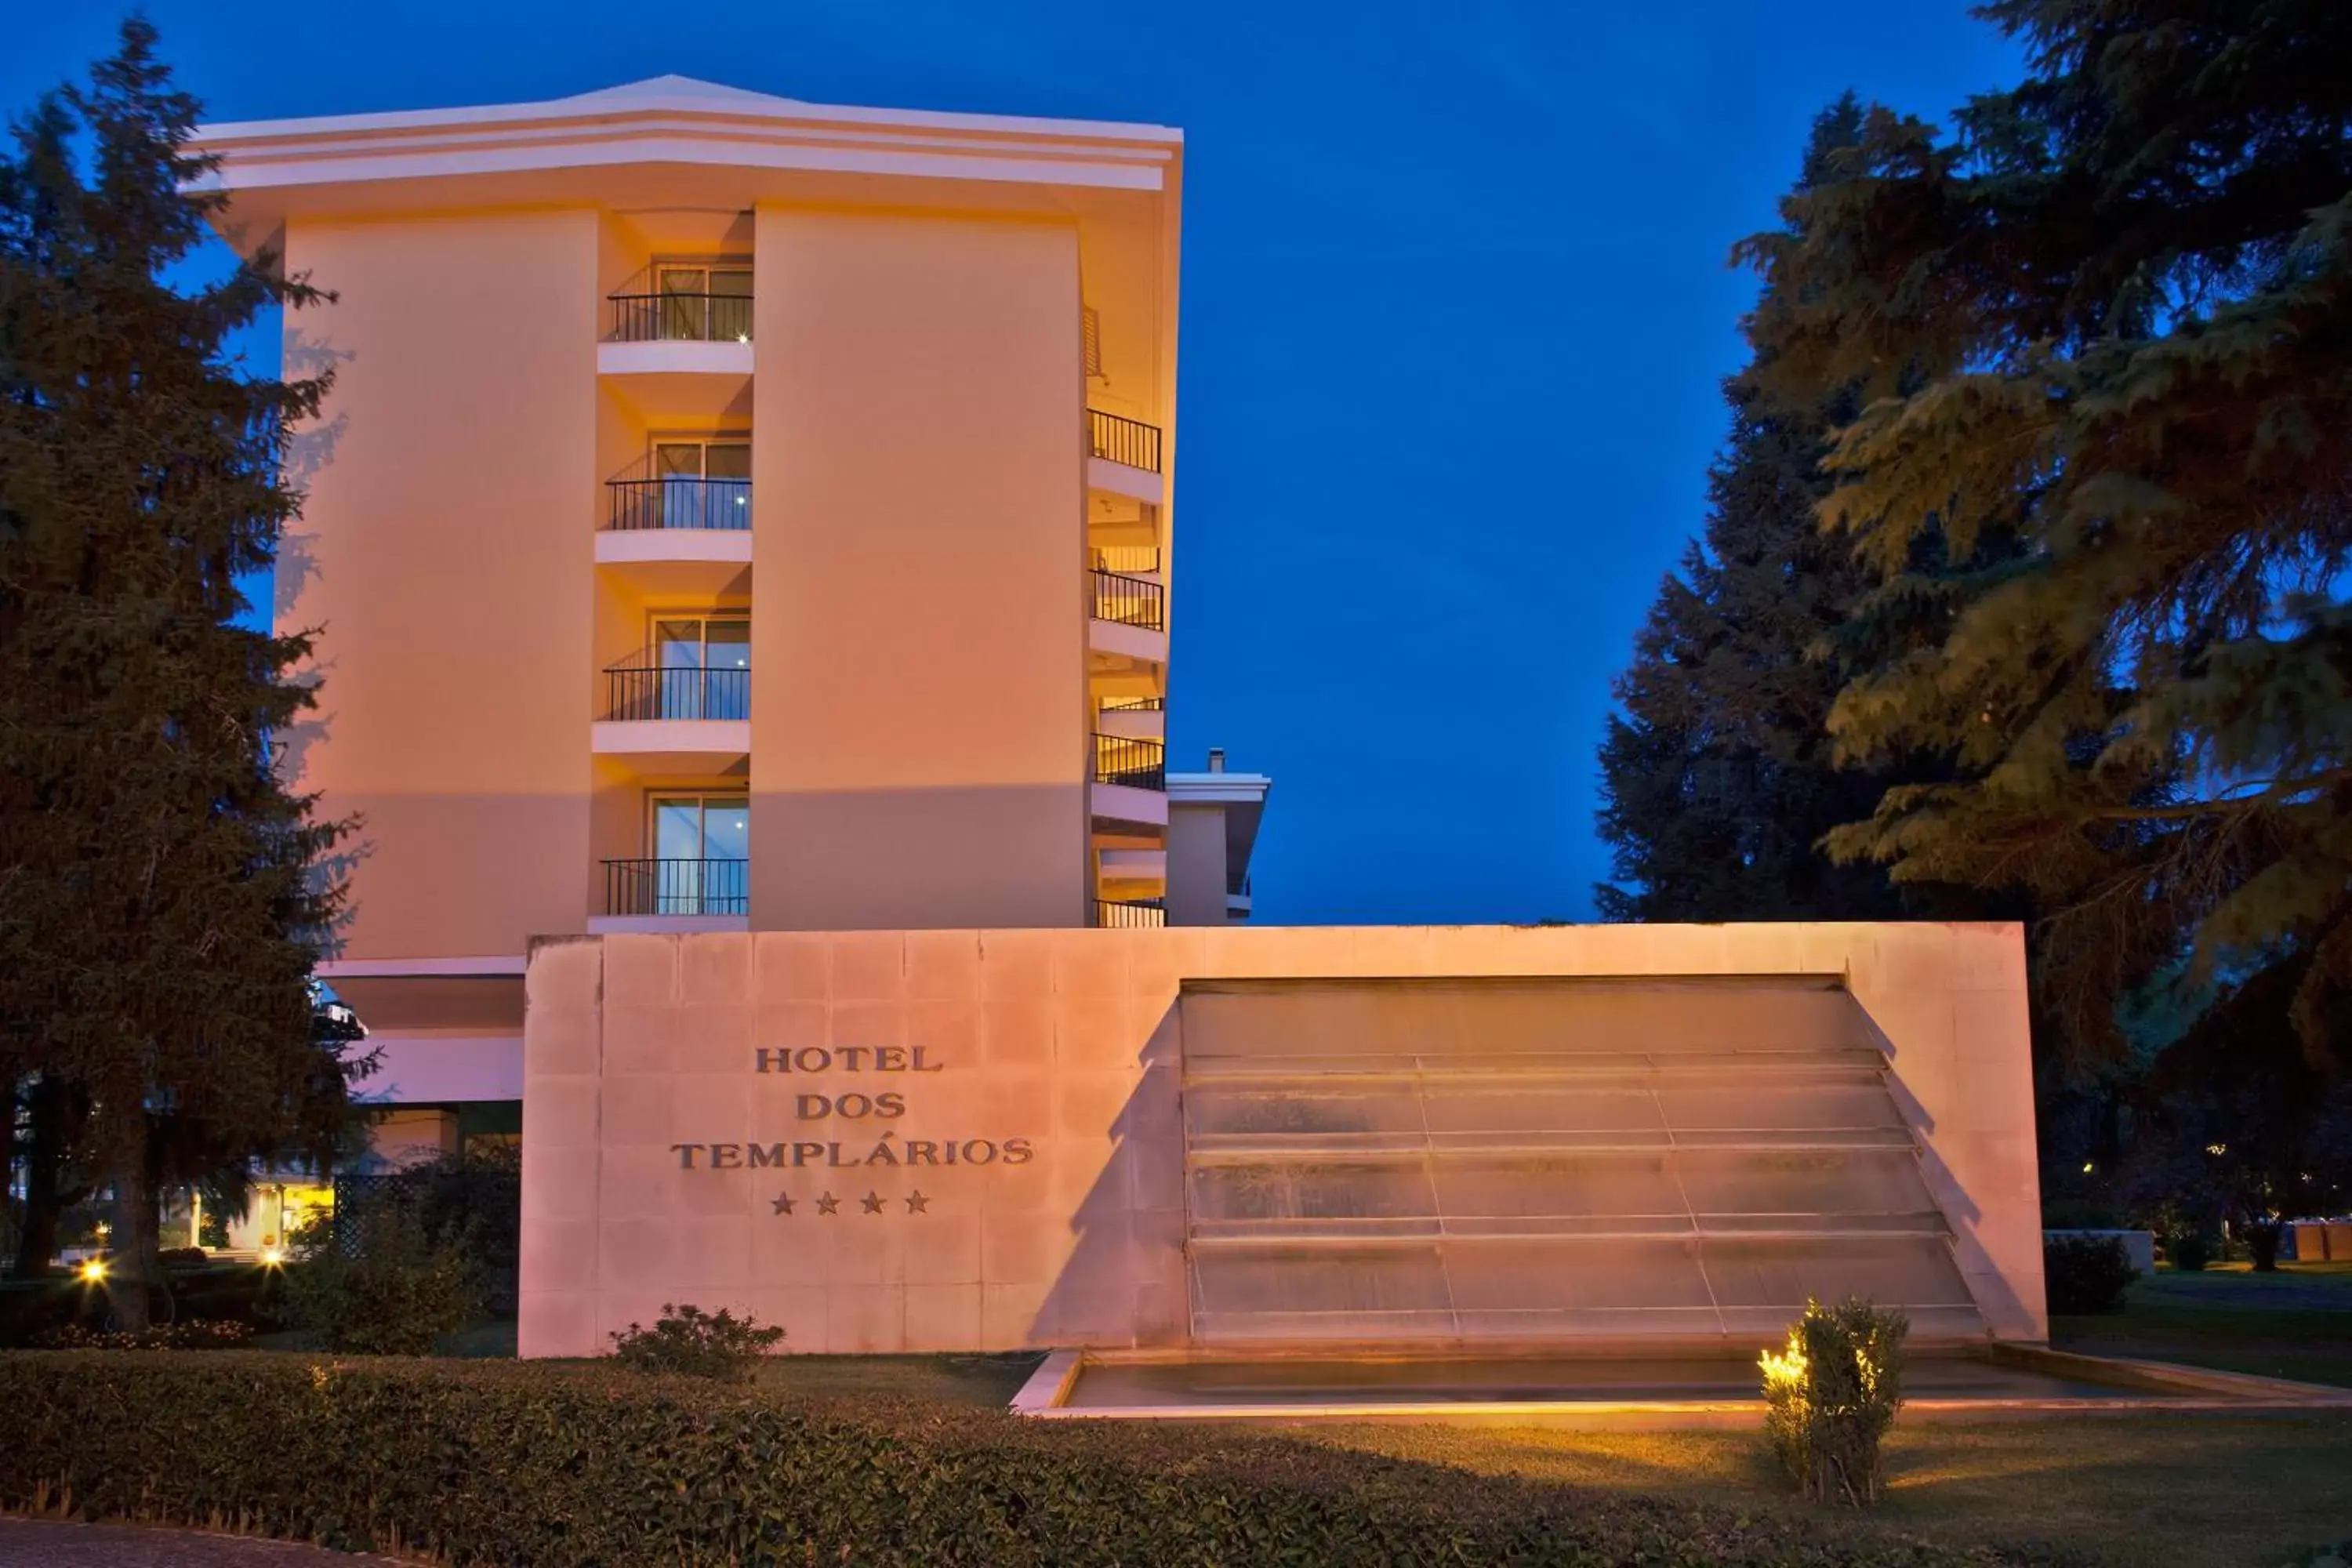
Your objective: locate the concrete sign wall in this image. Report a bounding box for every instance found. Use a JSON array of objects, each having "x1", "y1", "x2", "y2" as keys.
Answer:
[{"x1": 517, "y1": 923, "x2": 2044, "y2": 1357}]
